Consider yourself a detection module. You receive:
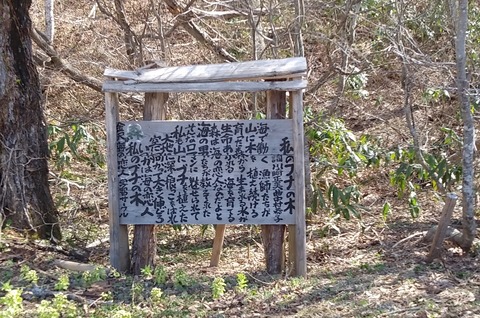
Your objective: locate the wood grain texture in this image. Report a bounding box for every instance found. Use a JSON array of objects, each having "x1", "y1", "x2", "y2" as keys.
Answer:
[
  {"x1": 261, "y1": 88, "x2": 287, "y2": 275},
  {"x1": 105, "y1": 92, "x2": 130, "y2": 272},
  {"x1": 102, "y1": 79, "x2": 307, "y2": 93},
  {"x1": 131, "y1": 92, "x2": 168, "y2": 275},
  {"x1": 210, "y1": 224, "x2": 226, "y2": 267},
  {"x1": 291, "y1": 90, "x2": 307, "y2": 277},
  {"x1": 287, "y1": 93, "x2": 297, "y2": 276},
  {"x1": 104, "y1": 57, "x2": 306, "y2": 83},
  {"x1": 116, "y1": 119, "x2": 296, "y2": 225}
]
